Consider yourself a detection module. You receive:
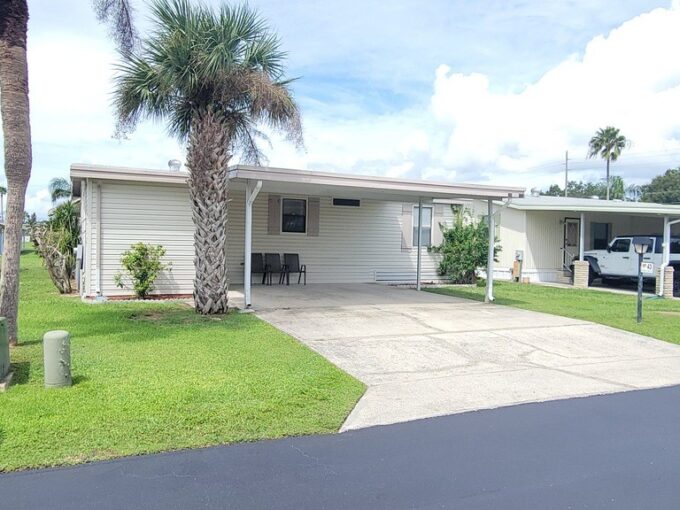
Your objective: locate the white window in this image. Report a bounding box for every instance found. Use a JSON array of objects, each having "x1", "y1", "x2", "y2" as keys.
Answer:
[
  {"x1": 282, "y1": 198, "x2": 307, "y2": 233},
  {"x1": 412, "y1": 206, "x2": 433, "y2": 247}
]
